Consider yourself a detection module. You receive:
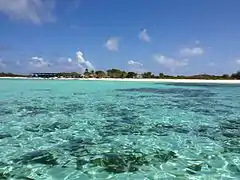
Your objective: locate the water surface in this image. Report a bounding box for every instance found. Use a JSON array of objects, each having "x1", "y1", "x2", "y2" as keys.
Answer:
[{"x1": 0, "y1": 79, "x2": 240, "y2": 179}]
